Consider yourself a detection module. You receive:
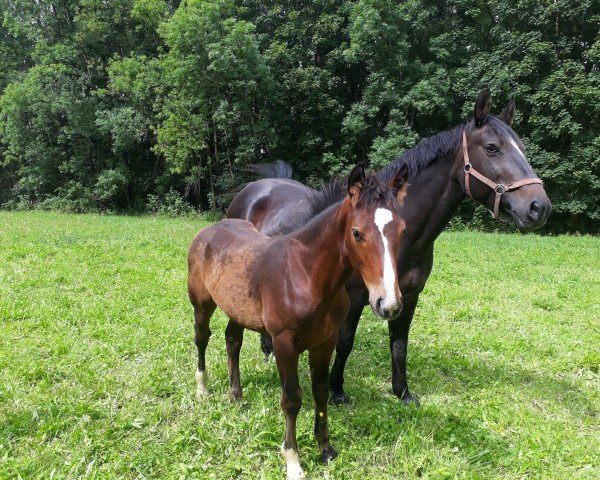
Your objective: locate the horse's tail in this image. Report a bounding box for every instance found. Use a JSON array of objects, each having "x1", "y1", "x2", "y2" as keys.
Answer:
[{"x1": 245, "y1": 160, "x2": 293, "y2": 179}]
